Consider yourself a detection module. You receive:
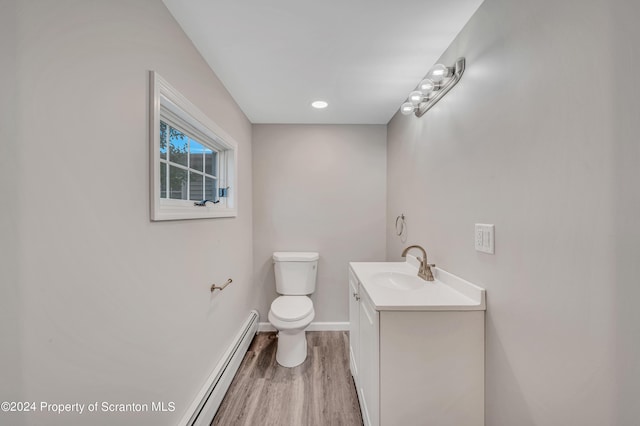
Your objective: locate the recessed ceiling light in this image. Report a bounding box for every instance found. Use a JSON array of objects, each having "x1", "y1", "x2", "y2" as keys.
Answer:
[{"x1": 311, "y1": 100, "x2": 328, "y2": 109}]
